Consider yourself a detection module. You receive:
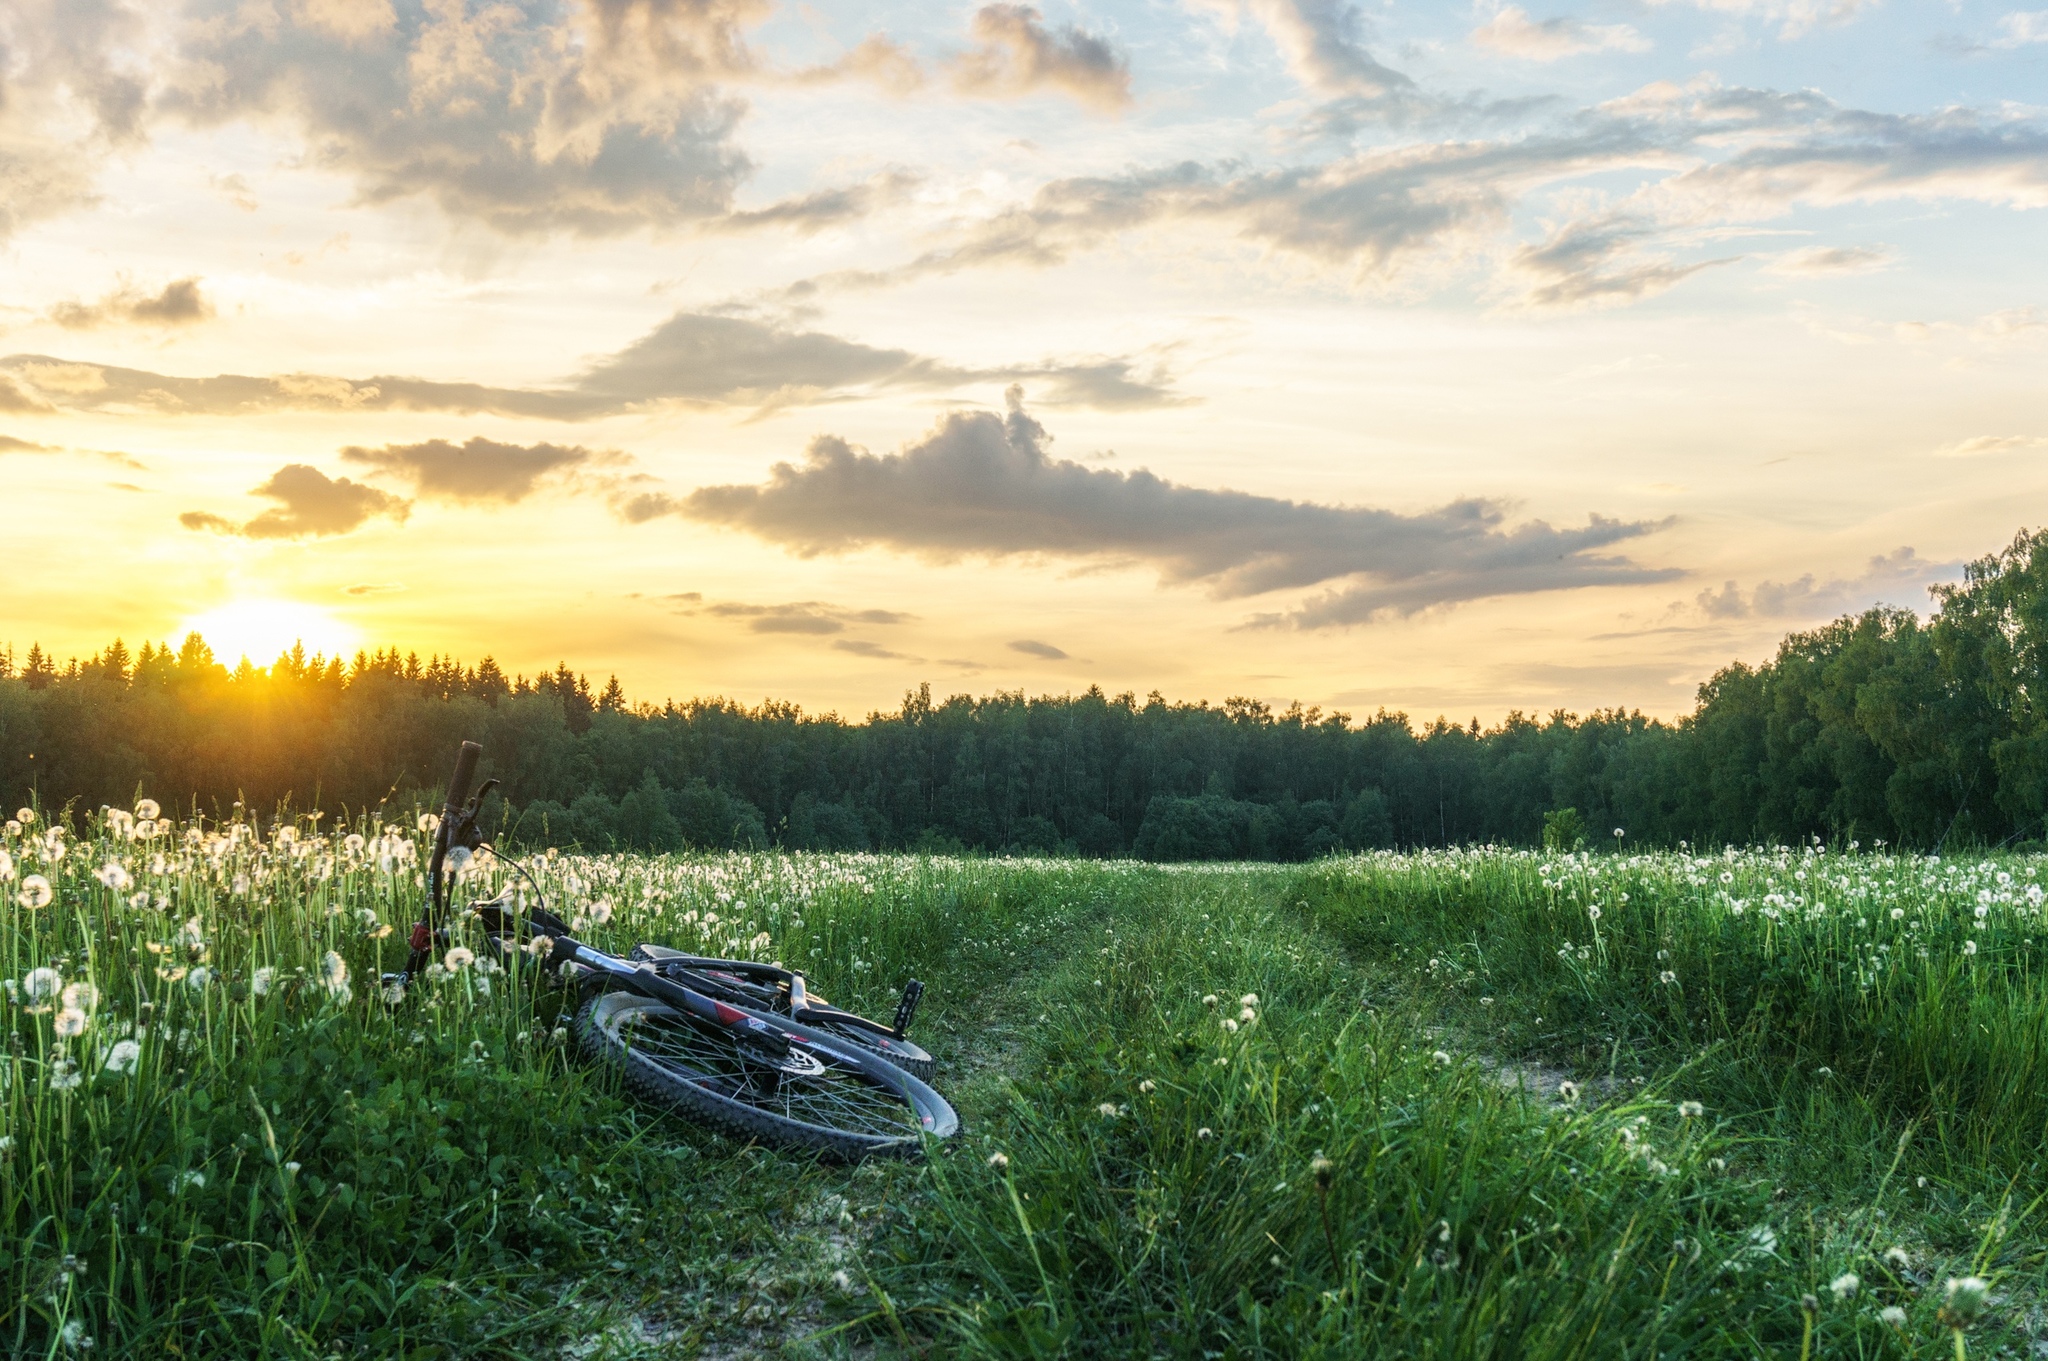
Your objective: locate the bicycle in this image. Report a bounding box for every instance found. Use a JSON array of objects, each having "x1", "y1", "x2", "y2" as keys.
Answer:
[{"x1": 393, "y1": 740, "x2": 958, "y2": 1161}]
